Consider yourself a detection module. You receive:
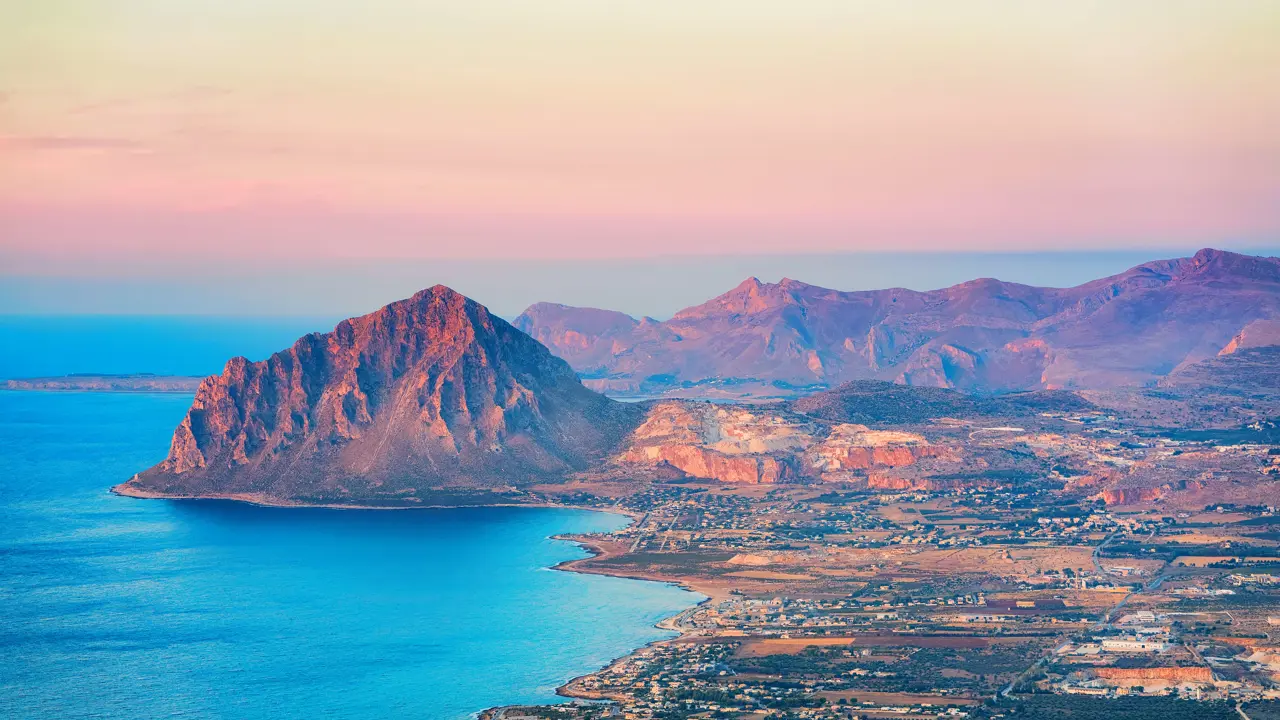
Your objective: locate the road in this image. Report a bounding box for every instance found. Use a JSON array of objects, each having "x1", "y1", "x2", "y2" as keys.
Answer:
[{"x1": 1005, "y1": 532, "x2": 1173, "y2": 696}]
